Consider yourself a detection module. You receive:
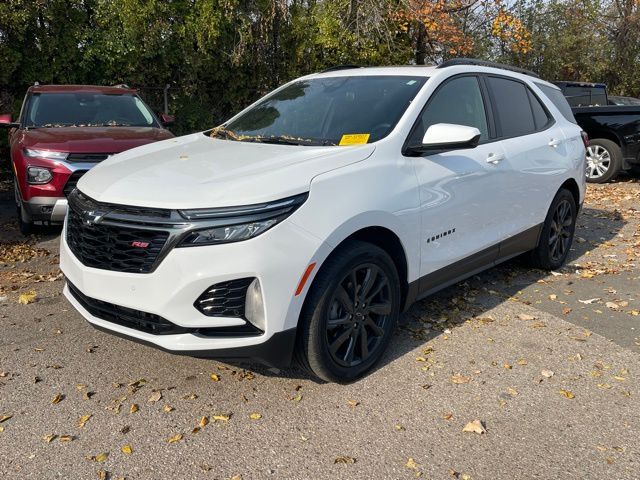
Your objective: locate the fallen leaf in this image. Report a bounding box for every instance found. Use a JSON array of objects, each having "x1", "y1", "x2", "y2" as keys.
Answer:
[
  {"x1": 347, "y1": 399, "x2": 360, "y2": 407},
  {"x1": 43, "y1": 434, "x2": 57, "y2": 443},
  {"x1": 167, "y1": 434, "x2": 183, "y2": 443},
  {"x1": 199, "y1": 416, "x2": 209, "y2": 428},
  {"x1": 406, "y1": 457, "x2": 420, "y2": 470},
  {"x1": 93, "y1": 452, "x2": 109, "y2": 462},
  {"x1": 210, "y1": 373, "x2": 221, "y2": 382},
  {"x1": 549, "y1": 294, "x2": 557, "y2": 301},
  {"x1": 507, "y1": 387, "x2": 519, "y2": 397},
  {"x1": 121, "y1": 445, "x2": 133, "y2": 455},
  {"x1": 249, "y1": 412, "x2": 262, "y2": 420},
  {"x1": 129, "y1": 404, "x2": 139, "y2": 414},
  {"x1": 0, "y1": 415, "x2": 12, "y2": 423},
  {"x1": 148, "y1": 391, "x2": 162, "y2": 403},
  {"x1": 517, "y1": 313, "x2": 536, "y2": 321},
  {"x1": 516, "y1": 358, "x2": 528, "y2": 366},
  {"x1": 59, "y1": 435, "x2": 73, "y2": 442},
  {"x1": 559, "y1": 389, "x2": 575, "y2": 399},
  {"x1": 51, "y1": 394, "x2": 64, "y2": 404},
  {"x1": 579, "y1": 298, "x2": 600, "y2": 304},
  {"x1": 462, "y1": 419, "x2": 486, "y2": 434},
  {"x1": 18, "y1": 291, "x2": 37, "y2": 305},
  {"x1": 443, "y1": 412, "x2": 453, "y2": 420},
  {"x1": 78, "y1": 414, "x2": 92, "y2": 428},
  {"x1": 163, "y1": 405, "x2": 174, "y2": 413},
  {"x1": 212, "y1": 414, "x2": 231, "y2": 422},
  {"x1": 450, "y1": 374, "x2": 470, "y2": 384},
  {"x1": 606, "y1": 302, "x2": 620, "y2": 310},
  {"x1": 541, "y1": 370, "x2": 554, "y2": 378},
  {"x1": 334, "y1": 456, "x2": 356, "y2": 464}
]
